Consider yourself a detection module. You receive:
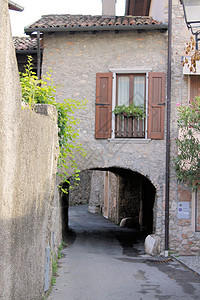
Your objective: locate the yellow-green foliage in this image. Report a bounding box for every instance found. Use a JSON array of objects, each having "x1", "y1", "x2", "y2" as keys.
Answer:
[{"x1": 20, "y1": 56, "x2": 86, "y2": 190}]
